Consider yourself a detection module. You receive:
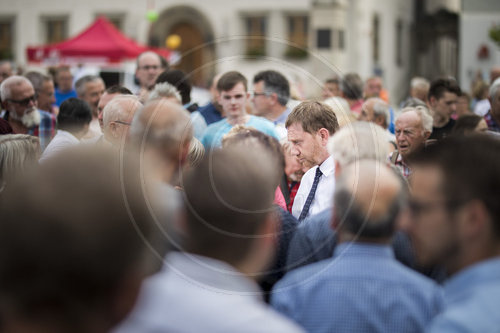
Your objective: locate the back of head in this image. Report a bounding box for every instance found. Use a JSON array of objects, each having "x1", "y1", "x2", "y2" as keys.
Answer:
[
  {"x1": 0, "y1": 134, "x2": 40, "y2": 188},
  {"x1": 489, "y1": 77, "x2": 500, "y2": 102},
  {"x1": 428, "y1": 77, "x2": 461, "y2": 100},
  {"x1": 105, "y1": 85, "x2": 133, "y2": 96},
  {"x1": 328, "y1": 121, "x2": 389, "y2": 168},
  {"x1": 410, "y1": 135, "x2": 500, "y2": 239},
  {"x1": 341, "y1": 73, "x2": 363, "y2": 100},
  {"x1": 182, "y1": 147, "x2": 276, "y2": 266},
  {"x1": 452, "y1": 114, "x2": 484, "y2": 136},
  {"x1": 0, "y1": 146, "x2": 158, "y2": 330},
  {"x1": 148, "y1": 82, "x2": 182, "y2": 104},
  {"x1": 155, "y1": 69, "x2": 191, "y2": 105},
  {"x1": 217, "y1": 71, "x2": 247, "y2": 92},
  {"x1": 57, "y1": 98, "x2": 92, "y2": 133},
  {"x1": 130, "y1": 99, "x2": 192, "y2": 161},
  {"x1": 334, "y1": 160, "x2": 405, "y2": 241},
  {"x1": 286, "y1": 101, "x2": 339, "y2": 135},
  {"x1": 253, "y1": 70, "x2": 290, "y2": 106}
]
